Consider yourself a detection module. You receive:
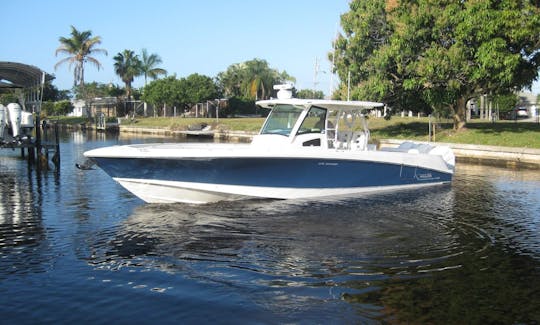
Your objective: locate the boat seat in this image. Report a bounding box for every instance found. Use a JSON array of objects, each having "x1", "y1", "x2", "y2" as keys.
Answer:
[
  {"x1": 395, "y1": 141, "x2": 434, "y2": 154},
  {"x1": 335, "y1": 132, "x2": 350, "y2": 149},
  {"x1": 351, "y1": 131, "x2": 369, "y2": 151}
]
